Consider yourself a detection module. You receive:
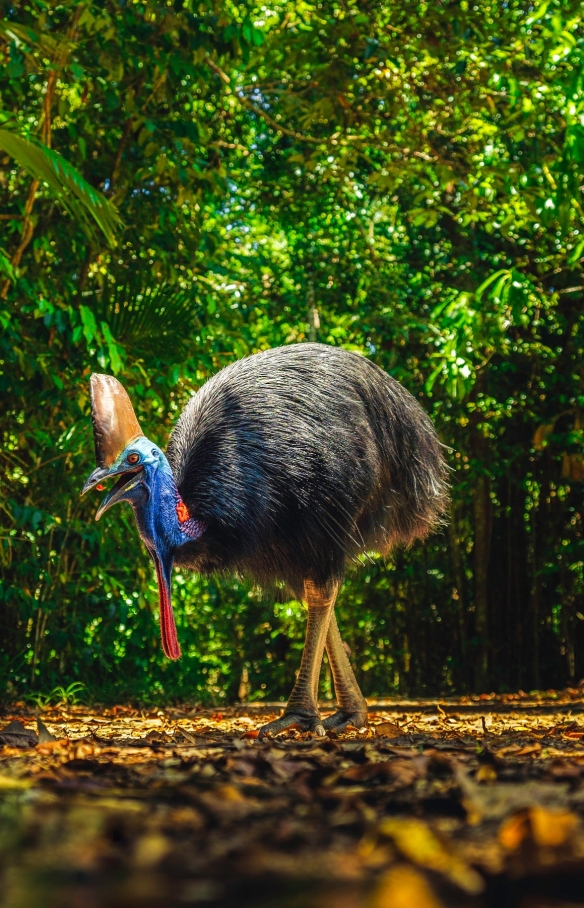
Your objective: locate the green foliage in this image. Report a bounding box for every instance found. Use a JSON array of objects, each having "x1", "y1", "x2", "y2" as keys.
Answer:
[
  {"x1": 0, "y1": 129, "x2": 120, "y2": 246},
  {"x1": 27, "y1": 681, "x2": 87, "y2": 709},
  {"x1": 2, "y1": 0, "x2": 584, "y2": 703}
]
